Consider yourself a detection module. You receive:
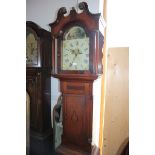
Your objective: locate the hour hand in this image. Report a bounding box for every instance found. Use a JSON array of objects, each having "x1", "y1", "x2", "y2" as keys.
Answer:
[
  {"x1": 70, "y1": 49, "x2": 75, "y2": 54},
  {"x1": 77, "y1": 49, "x2": 82, "y2": 55},
  {"x1": 78, "y1": 51, "x2": 83, "y2": 54}
]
